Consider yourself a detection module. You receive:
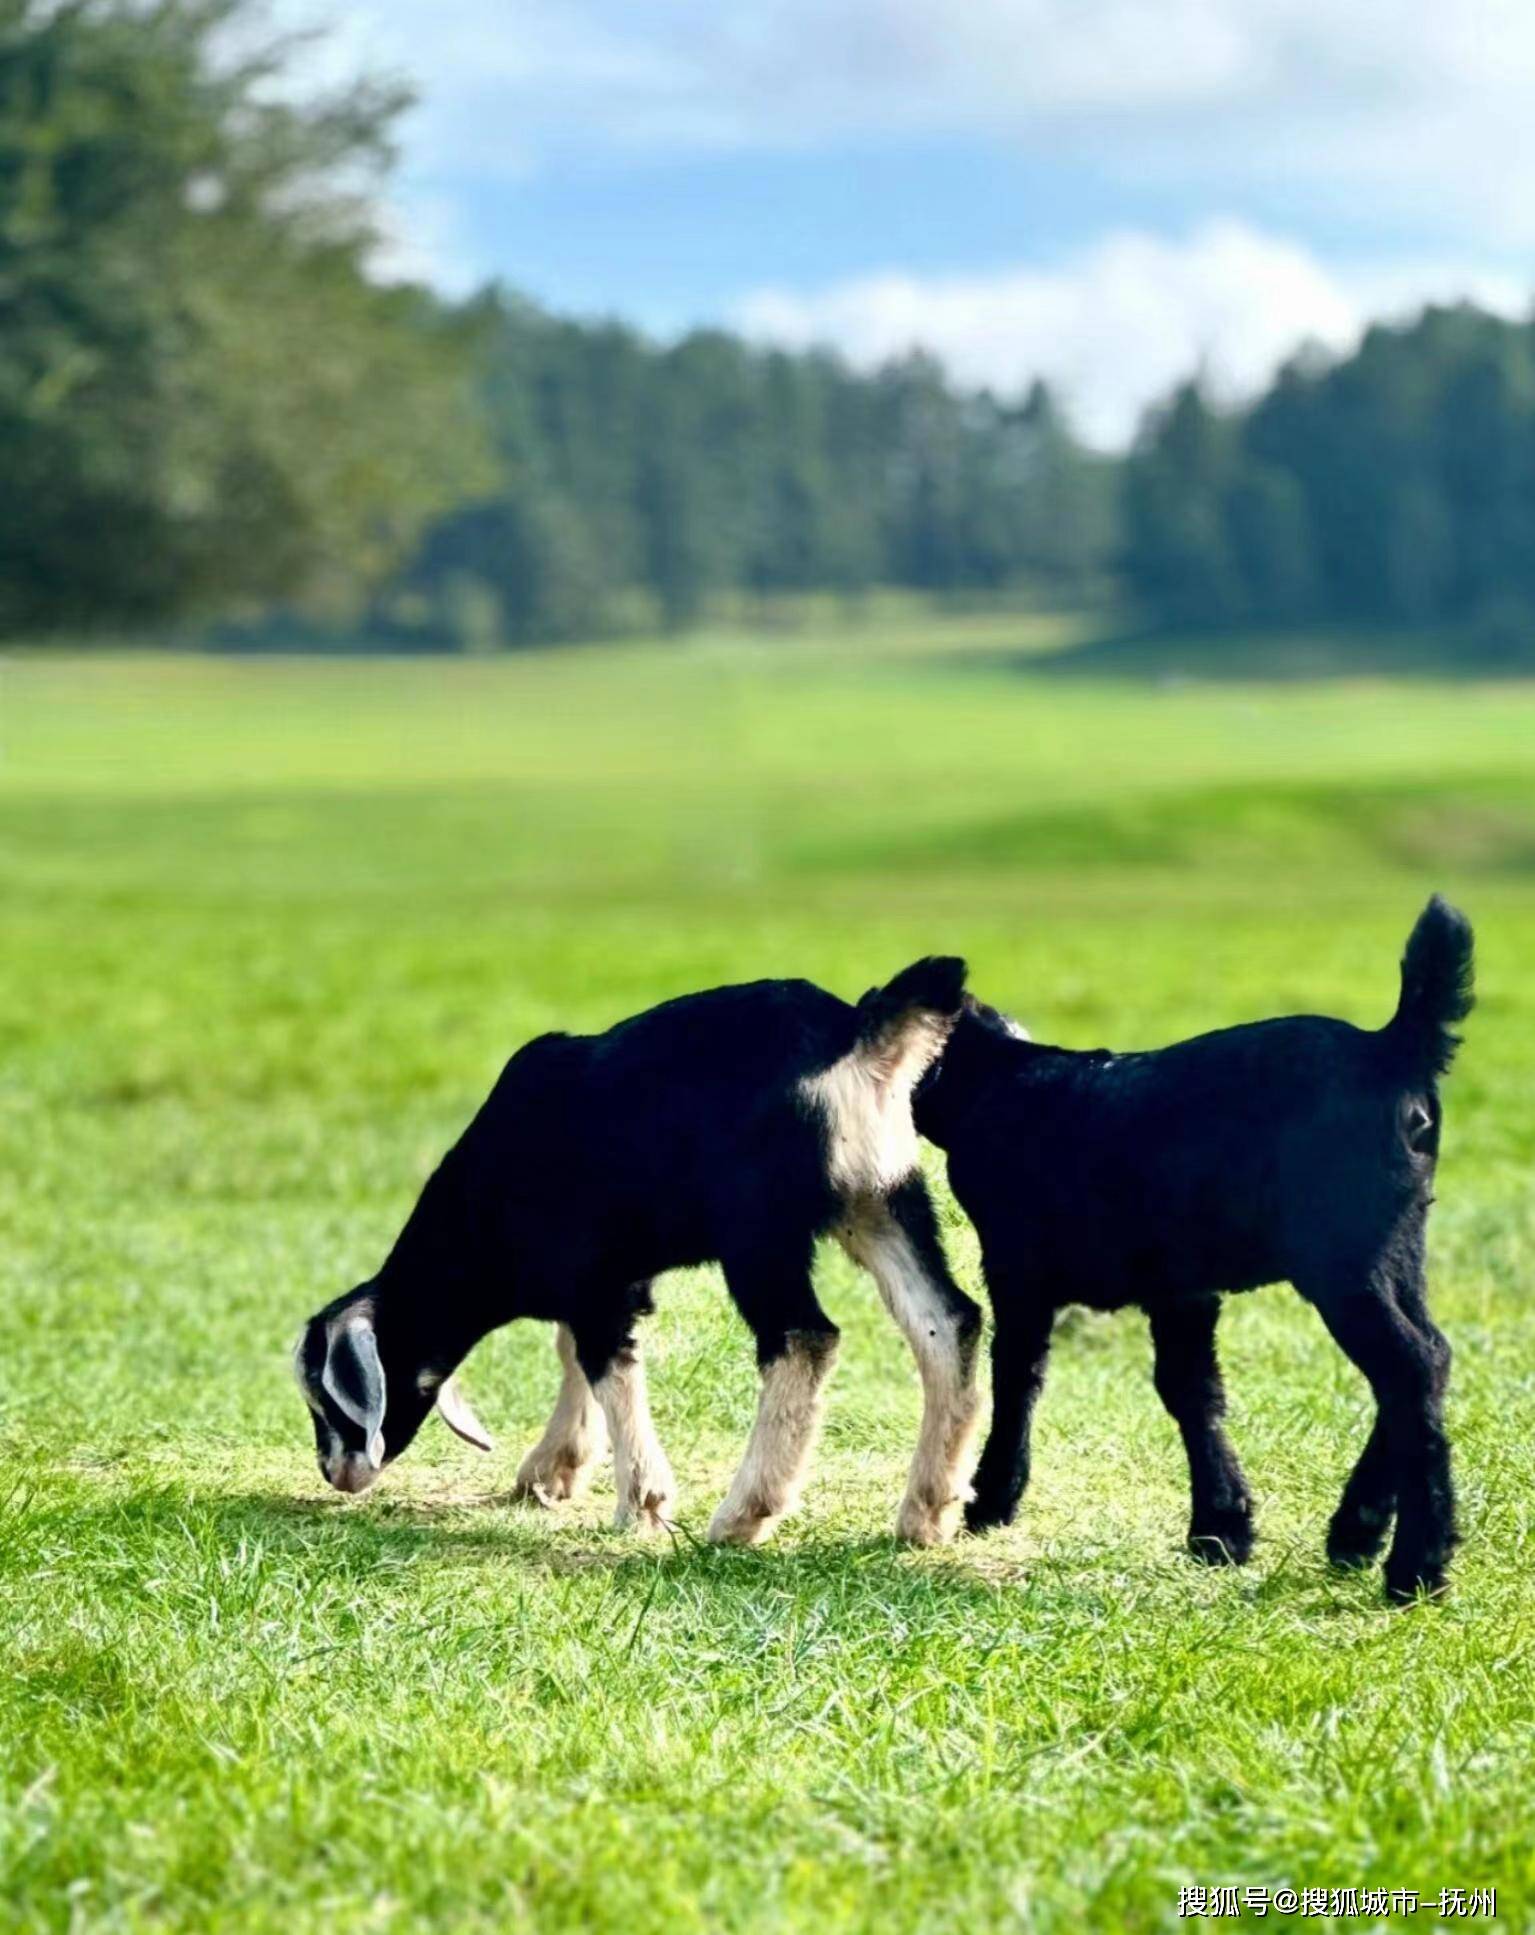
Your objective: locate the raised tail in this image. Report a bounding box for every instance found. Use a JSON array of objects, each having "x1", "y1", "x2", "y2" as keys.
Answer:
[
  {"x1": 1386, "y1": 896, "x2": 1474, "y2": 1080},
  {"x1": 854, "y1": 956, "x2": 968, "y2": 1086}
]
